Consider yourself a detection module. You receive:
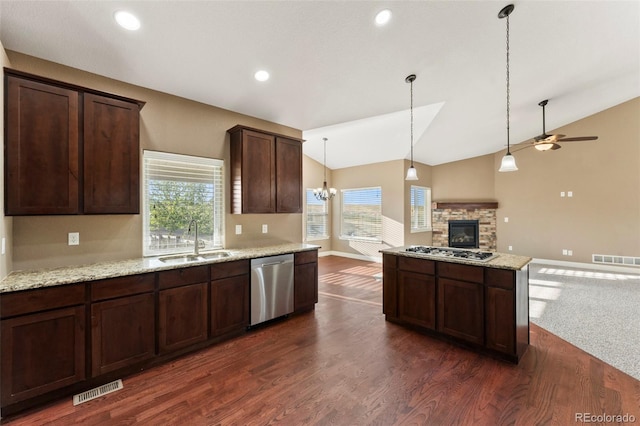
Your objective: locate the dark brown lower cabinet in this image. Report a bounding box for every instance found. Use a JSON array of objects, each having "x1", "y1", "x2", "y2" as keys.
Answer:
[
  {"x1": 91, "y1": 293, "x2": 155, "y2": 376},
  {"x1": 211, "y1": 275, "x2": 249, "y2": 336},
  {"x1": 159, "y1": 283, "x2": 208, "y2": 353},
  {"x1": 294, "y1": 250, "x2": 318, "y2": 312},
  {"x1": 437, "y1": 278, "x2": 484, "y2": 345},
  {"x1": 485, "y1": 286, "x2": 515, "y2": 353},
  {"x1": 1, "y1": 306, "x2": 85, "y2": 406},
  {"x1": 398, "y1": 271, "x2": 436, "y2": 330}
]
